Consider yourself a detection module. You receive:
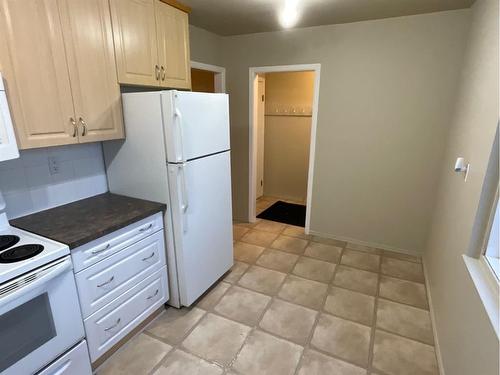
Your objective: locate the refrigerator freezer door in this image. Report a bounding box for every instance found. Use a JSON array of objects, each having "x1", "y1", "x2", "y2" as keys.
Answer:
[
  {"x1": 162, "y1": 91, "x2": 230, "y2": 162},
  {"x1": 167, "y1": 151, "x2": 233, "y2": 306}
]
